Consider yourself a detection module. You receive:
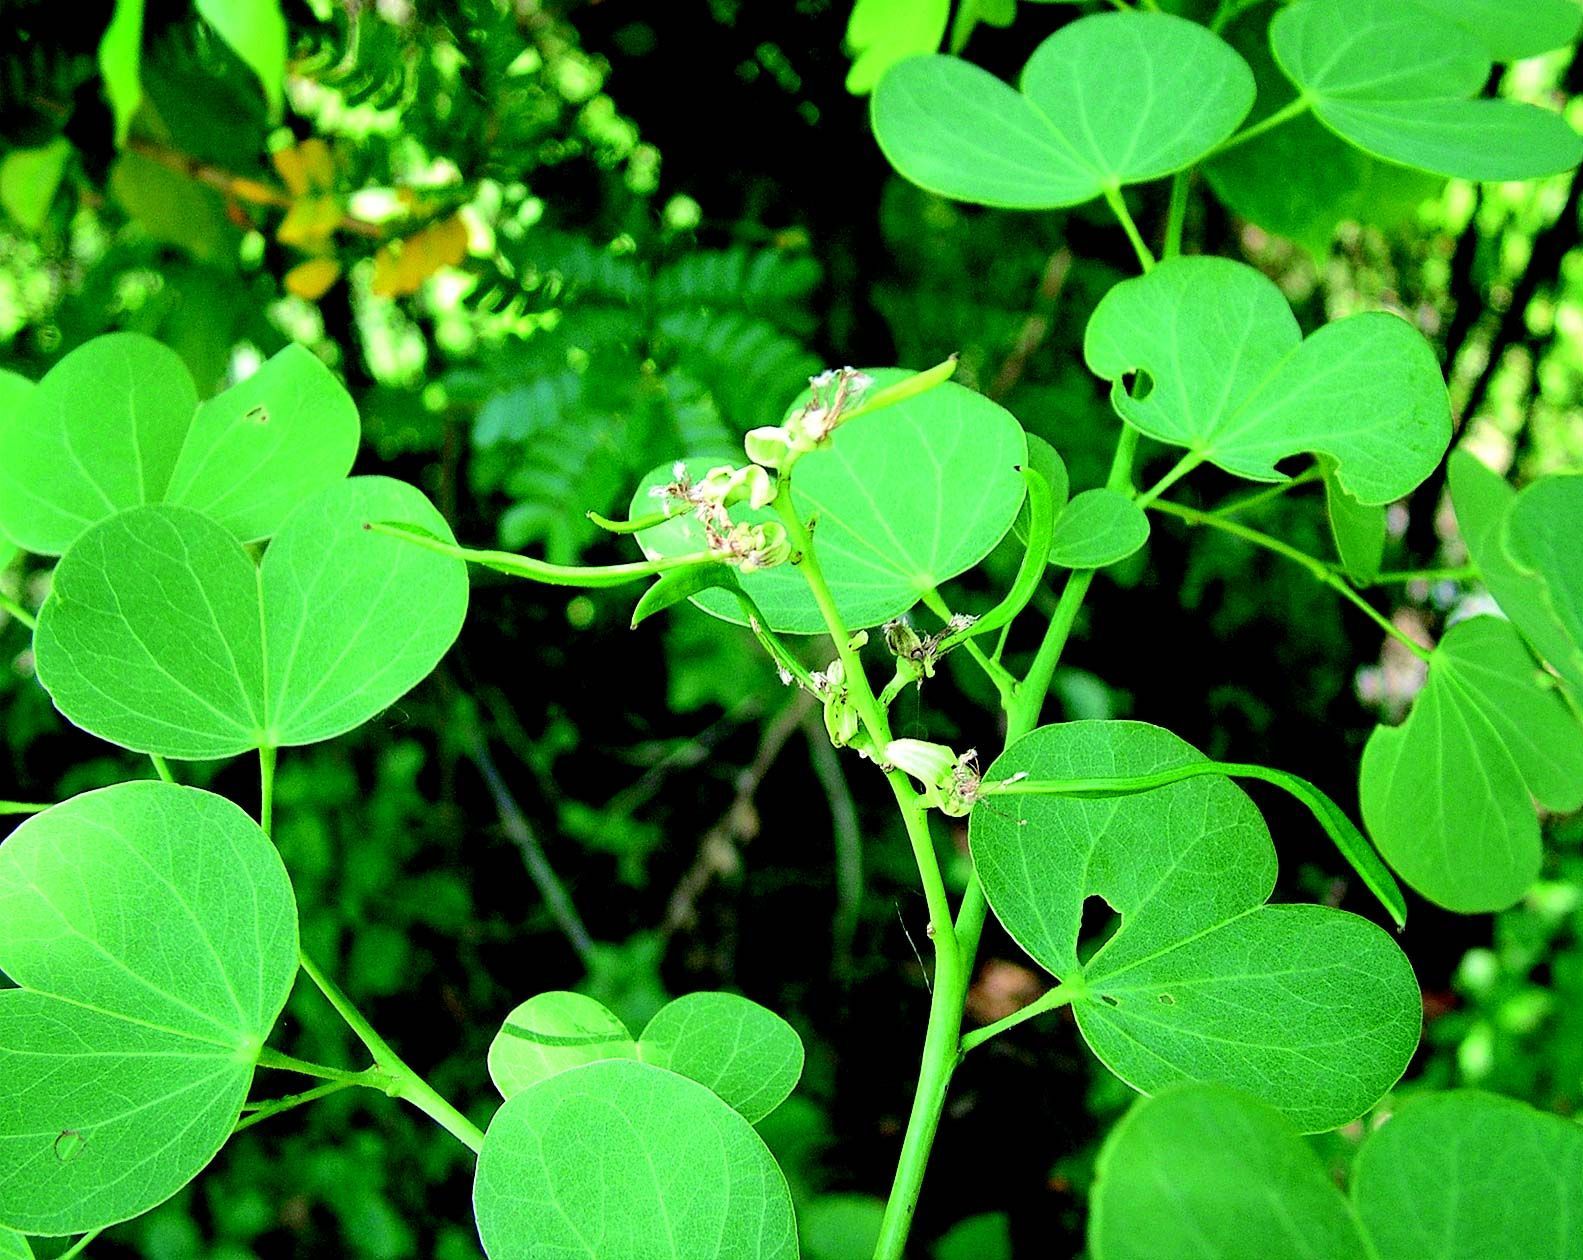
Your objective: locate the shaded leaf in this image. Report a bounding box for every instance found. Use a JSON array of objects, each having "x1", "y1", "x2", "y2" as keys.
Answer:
[
  {"x1": 1506, "y1": 472, "x2": 1583, "y2": 702},
  {"x1": 1322, "y1": 455, "x2": 1386, "y2": 581},
  {"x1": 0, "y1": 140, "x2": 71, "y2": 232},
  {"x1": 1047, "y1": 488, "x2": 1149, "y2": 569}
]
